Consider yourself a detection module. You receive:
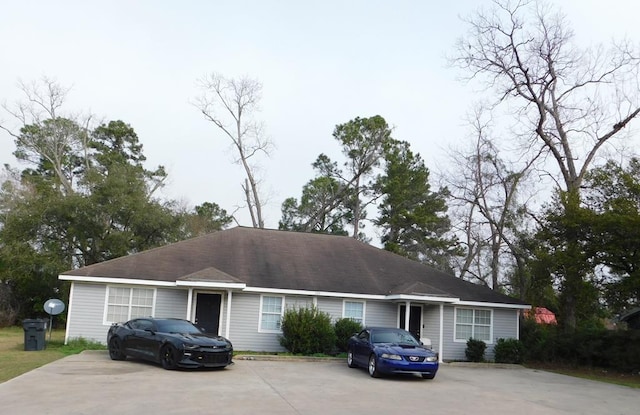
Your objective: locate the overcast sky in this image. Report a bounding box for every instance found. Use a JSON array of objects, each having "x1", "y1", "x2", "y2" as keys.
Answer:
[{"x1": 1, "y1": 0, "x2": 639, "y2": 230}]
